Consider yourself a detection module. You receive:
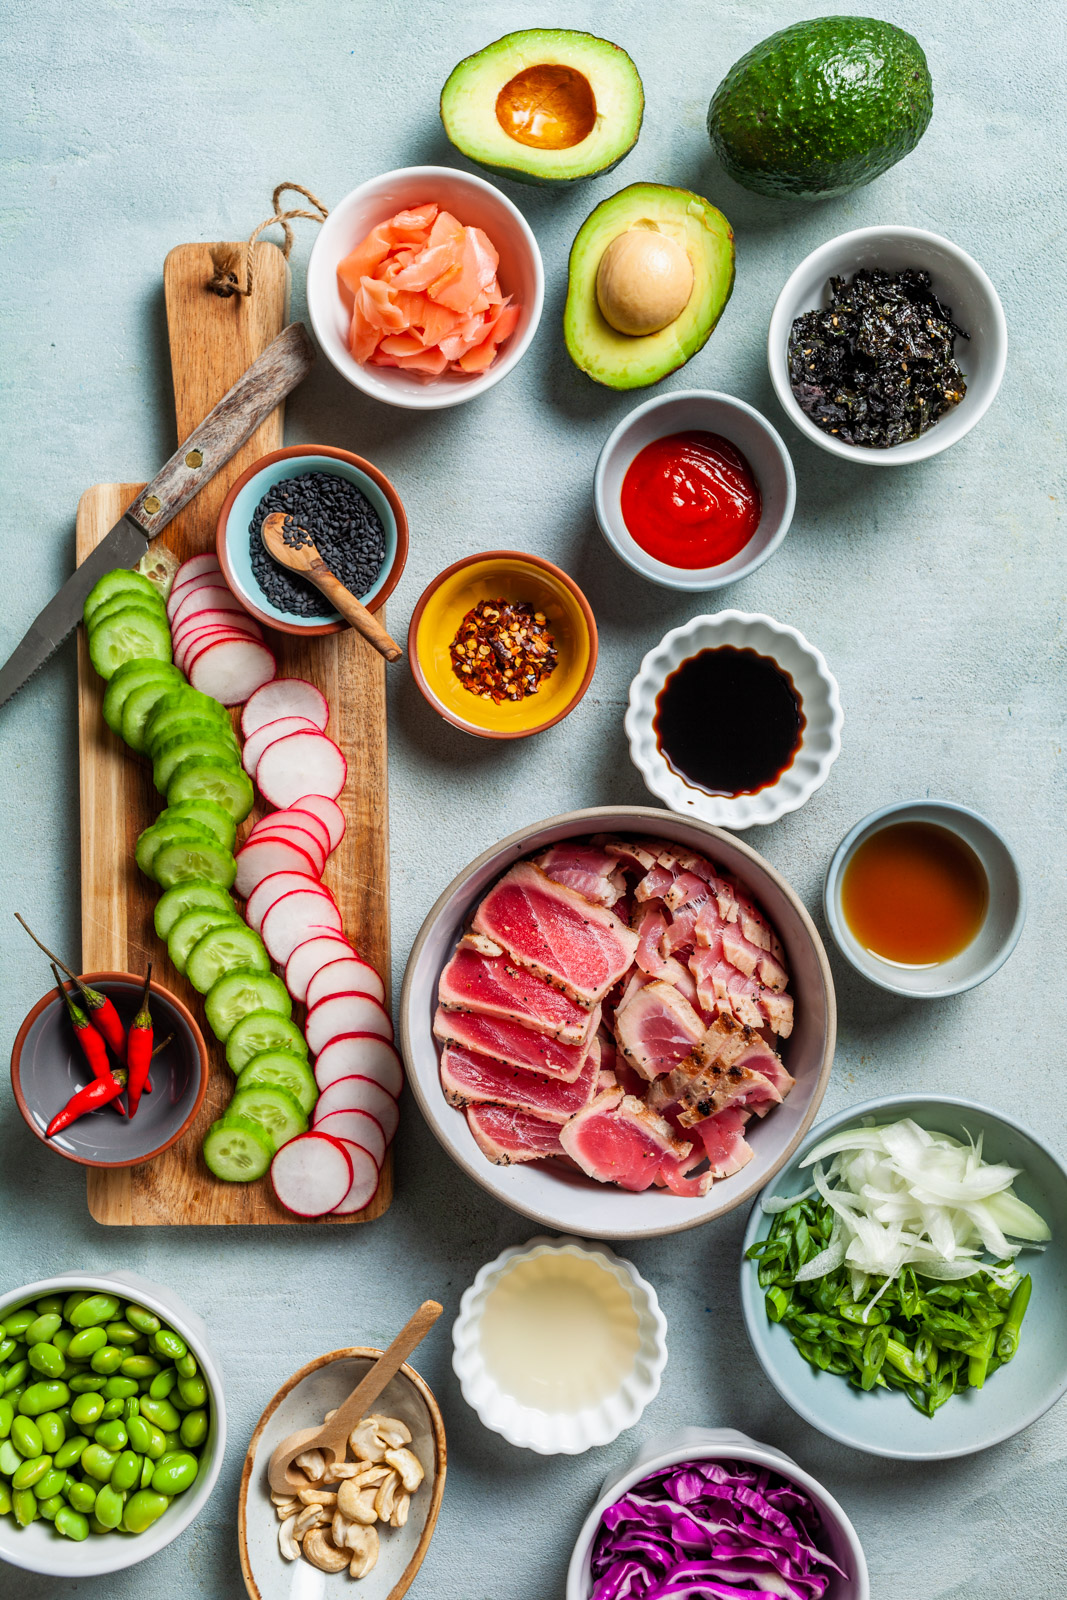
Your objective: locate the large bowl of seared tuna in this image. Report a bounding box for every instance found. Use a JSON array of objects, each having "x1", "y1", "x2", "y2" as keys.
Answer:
[{"x1": 400, "y1": 806, "x2": 836, "y2": 1239}]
